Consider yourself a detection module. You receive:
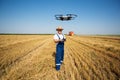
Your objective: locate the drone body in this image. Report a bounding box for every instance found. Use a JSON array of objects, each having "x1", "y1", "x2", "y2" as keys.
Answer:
[{"x1": 55, "y1": 14, "x2": 77, "y2": 21}]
